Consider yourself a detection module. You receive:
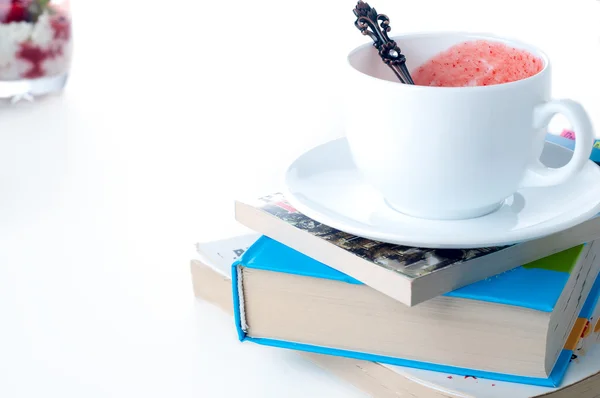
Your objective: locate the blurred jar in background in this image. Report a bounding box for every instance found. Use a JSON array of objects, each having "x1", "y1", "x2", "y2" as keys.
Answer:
[{"x1": 0, "y1": 0, "x2": 71, "y2": 101}]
